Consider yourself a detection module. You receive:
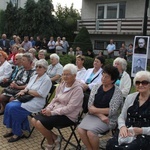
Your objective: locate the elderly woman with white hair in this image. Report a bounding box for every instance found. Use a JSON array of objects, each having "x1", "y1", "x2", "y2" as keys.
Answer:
[
  {"x1": 29, "y1": 48, "x2": 38, "y2": 67},
  {"x1": 47, "y1": 53, "x2": 63, "y2": 84},
  {"x1": 31, "y1": 63, "x2": 84, "y2": 150},
  {"x1": 3, "y1": 59, "x2": 52, "y2": 143},
  {"x1": 38, "y1": 49, "x2": 47, "y2": 60},
  {"x1": 113, "y1": 57, "x2": 131, "y2": 98},
  {"x1": 106, "y1": 70, "x2": 150, "y2": 150}
]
